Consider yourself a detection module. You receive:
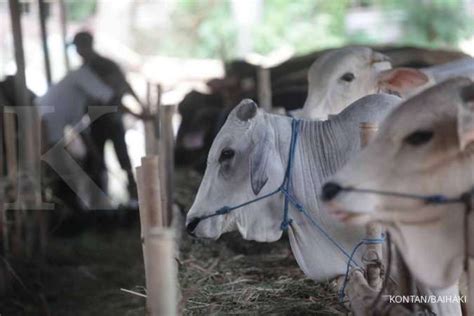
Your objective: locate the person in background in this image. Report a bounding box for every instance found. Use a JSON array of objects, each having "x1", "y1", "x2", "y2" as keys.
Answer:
[
  {"x1": 35, "y1": 66, "x2": 114, "y2": 213},
  {"x1": 72, "y1": 31, "x2": 146, "y2": 204}
]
